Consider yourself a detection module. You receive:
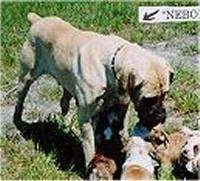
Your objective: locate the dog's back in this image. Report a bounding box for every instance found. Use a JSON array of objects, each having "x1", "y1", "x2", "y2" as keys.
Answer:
[{"x1": 20, "y1": 13, "x2": 101, "y2": 82}]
